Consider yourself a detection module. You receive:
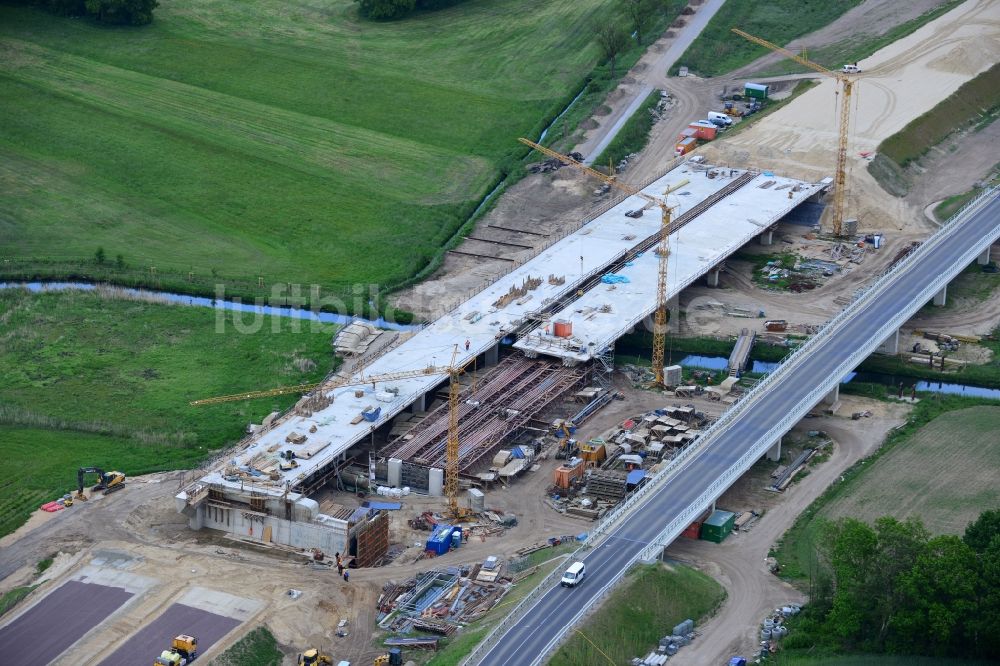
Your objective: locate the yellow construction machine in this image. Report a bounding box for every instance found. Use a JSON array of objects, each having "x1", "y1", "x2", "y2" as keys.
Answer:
[
  {"x1": 76, "y1": 467, "x2": 126, "y2": 500},
  {"x1": 298, "y1": 649, "x2": 333, "y2": 666},
  {"x1": 153, "y1": 635, "x2": 198, "y2": 665}
]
